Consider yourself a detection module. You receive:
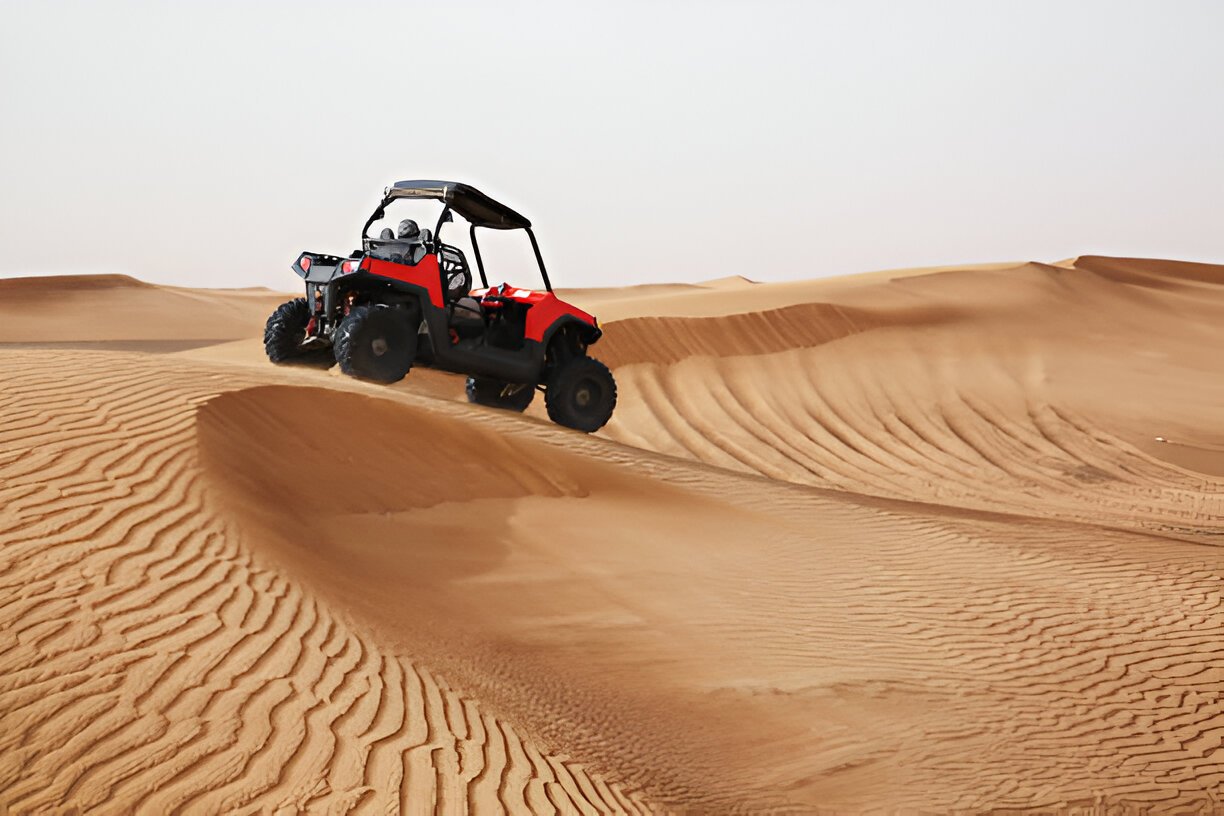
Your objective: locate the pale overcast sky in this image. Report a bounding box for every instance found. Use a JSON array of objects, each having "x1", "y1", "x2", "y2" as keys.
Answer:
[{"x1": 1, "y1": 1, "x2": 1221, "y2": 289}]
